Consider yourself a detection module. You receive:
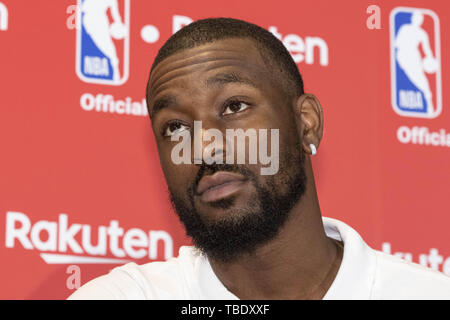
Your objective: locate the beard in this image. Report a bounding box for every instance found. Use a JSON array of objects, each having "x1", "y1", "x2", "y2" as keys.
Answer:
[{"x1": 169, "y1": 145, "x2": 307, "y2": 263}]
